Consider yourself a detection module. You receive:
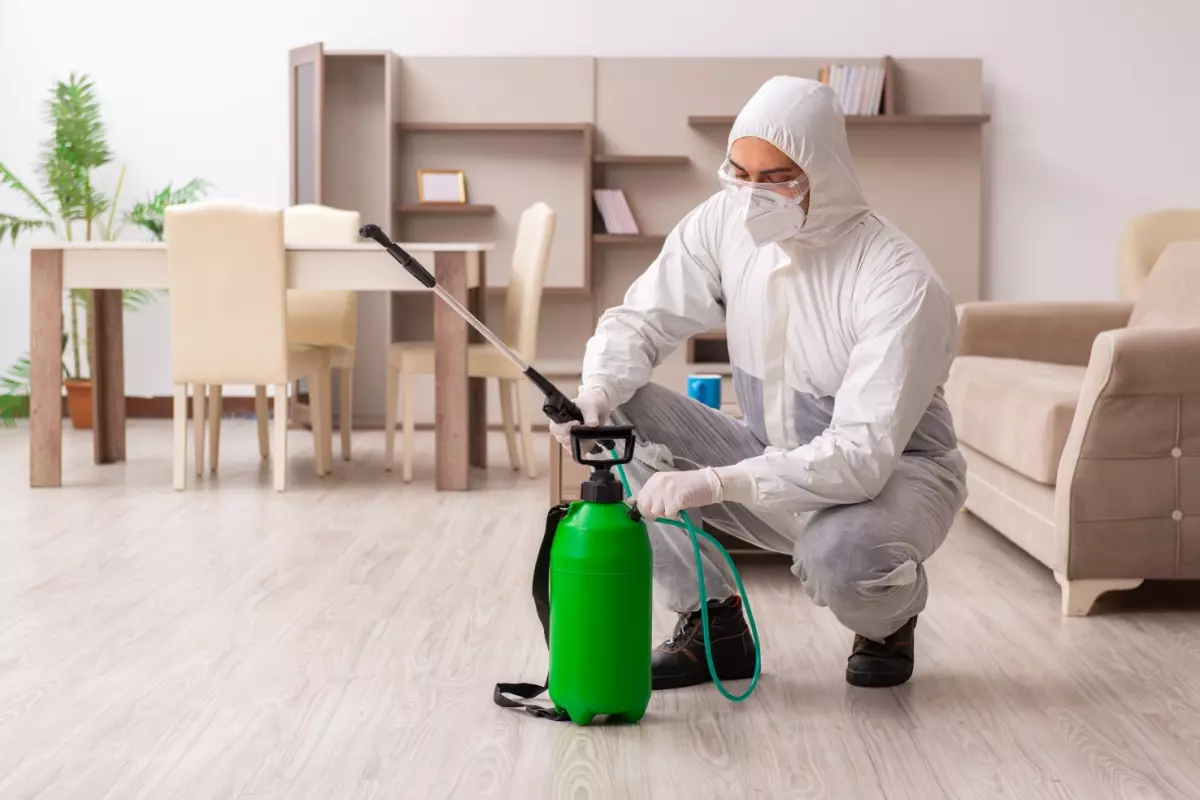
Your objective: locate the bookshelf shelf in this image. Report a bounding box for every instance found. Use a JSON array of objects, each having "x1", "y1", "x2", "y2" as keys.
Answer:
[
  {"x1": 593, "y1": 154, "x2": 690, "y2": 165},
  {"x1": 396, "y1": 122, "x2": 592, "y2": 133},
  {"x1": 395, "y1": 203, "x2": 495, "y2": 216},
  {"x1": 687, "y1": 114, "x2": 990, "y2": 127},
  {"x1": 686, "y1": 362, "x2": 735, "y2": 376},
  {"x1": 593, "y1": 234, "x2": 666, "y2": 246}
]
